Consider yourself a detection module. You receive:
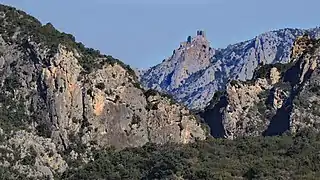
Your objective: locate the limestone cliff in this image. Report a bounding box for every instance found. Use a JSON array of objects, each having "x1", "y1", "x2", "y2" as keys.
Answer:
[
  {"x1": 0, "y1": 4, "x2": 206, "y2": 179},
  {"x1": 201, "y1": 35, "x2": 320, "y2": 139}
]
